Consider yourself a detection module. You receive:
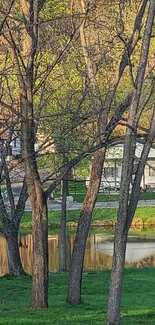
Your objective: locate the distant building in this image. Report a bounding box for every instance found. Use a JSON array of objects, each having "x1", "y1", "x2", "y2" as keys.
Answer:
[
  {"x1": 0, "y1": 109, "x2": 21, "y2": 160},
  {"x1": 86, "y1": 142, "x2": 155, "y2": 192}
]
